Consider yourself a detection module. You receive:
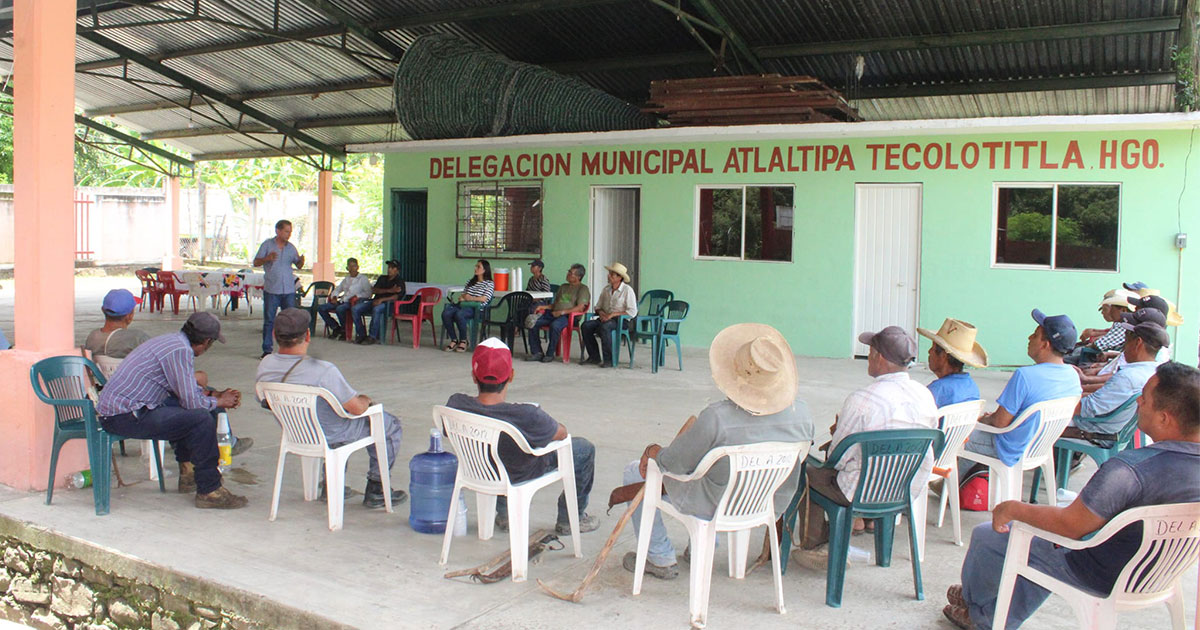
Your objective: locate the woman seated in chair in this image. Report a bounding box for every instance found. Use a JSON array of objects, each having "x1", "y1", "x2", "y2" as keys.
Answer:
[{"x1": 442, "y1": 259, "x2": 493, "y2": 352}]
